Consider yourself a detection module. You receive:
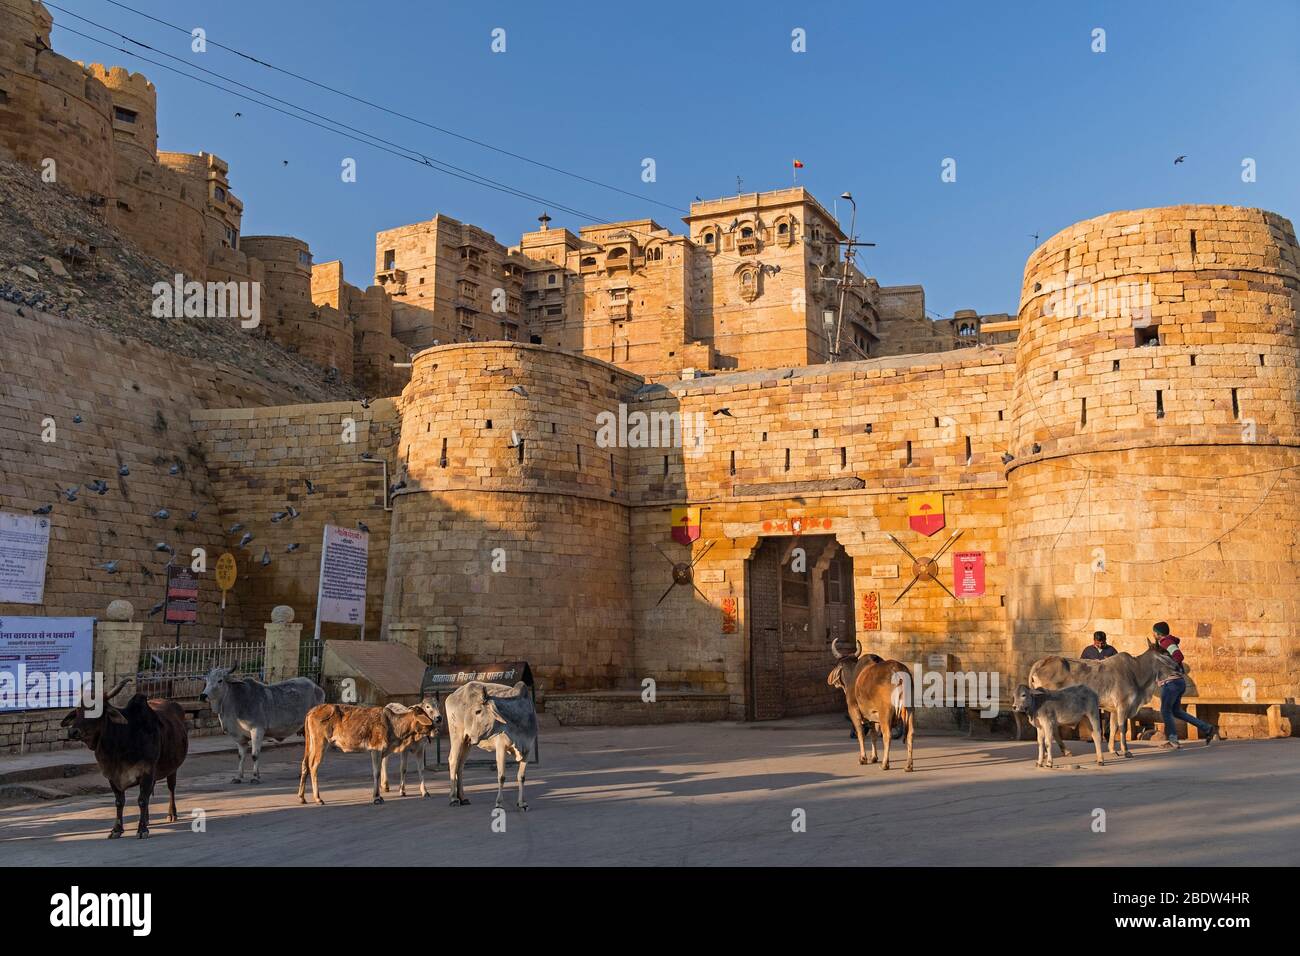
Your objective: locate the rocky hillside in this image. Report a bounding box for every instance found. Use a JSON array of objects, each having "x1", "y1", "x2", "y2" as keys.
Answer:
[{"x1": 0, "y1": 157, "x2": 357, "y2": 404}]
